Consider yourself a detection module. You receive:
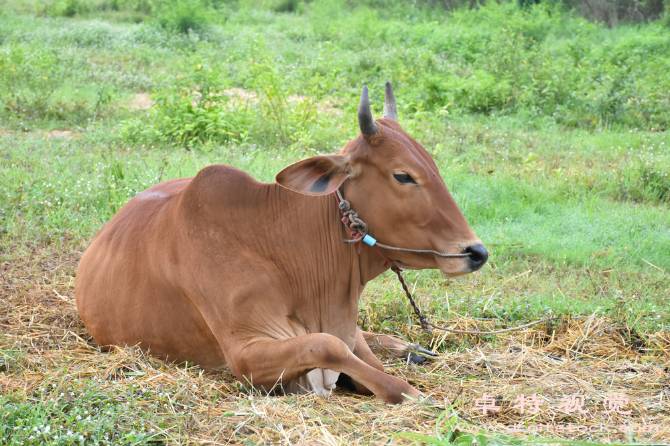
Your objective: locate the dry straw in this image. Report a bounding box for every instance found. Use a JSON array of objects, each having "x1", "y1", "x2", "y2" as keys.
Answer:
[{"x1": 1, "y1": 248, "x2": 669, "y2": 444}]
